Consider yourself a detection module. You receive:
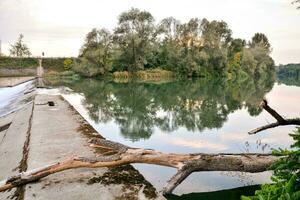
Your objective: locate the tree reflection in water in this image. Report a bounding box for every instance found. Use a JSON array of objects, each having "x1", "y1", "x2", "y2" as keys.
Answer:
[{"x1": 46, "y1": 75, "x2": 275, "y2": 141}]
